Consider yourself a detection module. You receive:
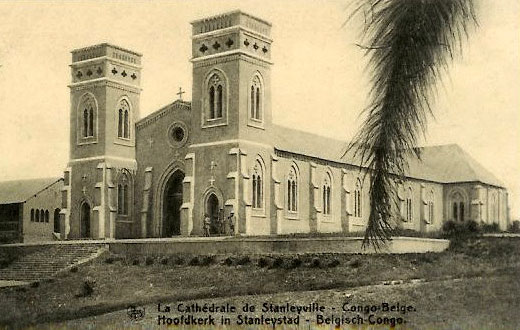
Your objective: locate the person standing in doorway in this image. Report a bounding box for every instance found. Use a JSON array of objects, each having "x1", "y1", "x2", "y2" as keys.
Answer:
[
  {"x1": 218, "y1": 208, "x2": 225, "y2": 235},
  {"x1": 228, "y1": 210, "x2": 236, "y2": 236},
  {"x1": 203, "y1": 214, "x2": 211, "y2": 237}
]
